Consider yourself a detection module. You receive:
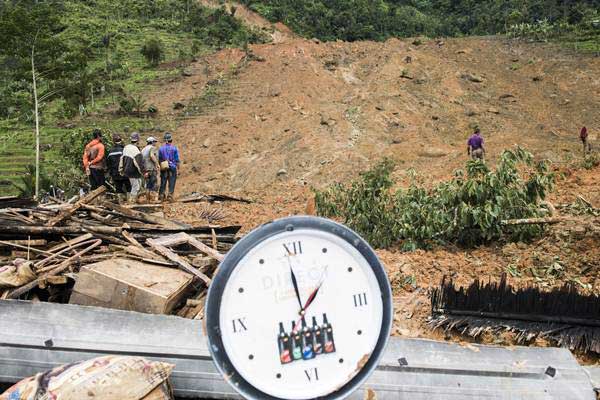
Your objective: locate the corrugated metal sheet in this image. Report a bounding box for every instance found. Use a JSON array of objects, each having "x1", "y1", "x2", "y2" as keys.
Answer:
[{"x1": 0, "y1": 300, "x2": 596, "y2": 399}]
